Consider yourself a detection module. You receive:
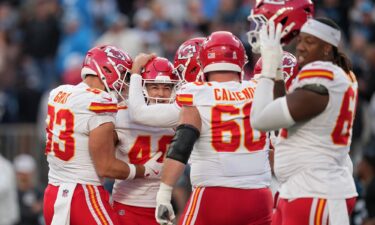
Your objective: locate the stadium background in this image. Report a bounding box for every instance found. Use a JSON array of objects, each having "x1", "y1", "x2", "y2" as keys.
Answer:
[{"x1": 0, "y1": 0, "x2": 374, "y2": 224}]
